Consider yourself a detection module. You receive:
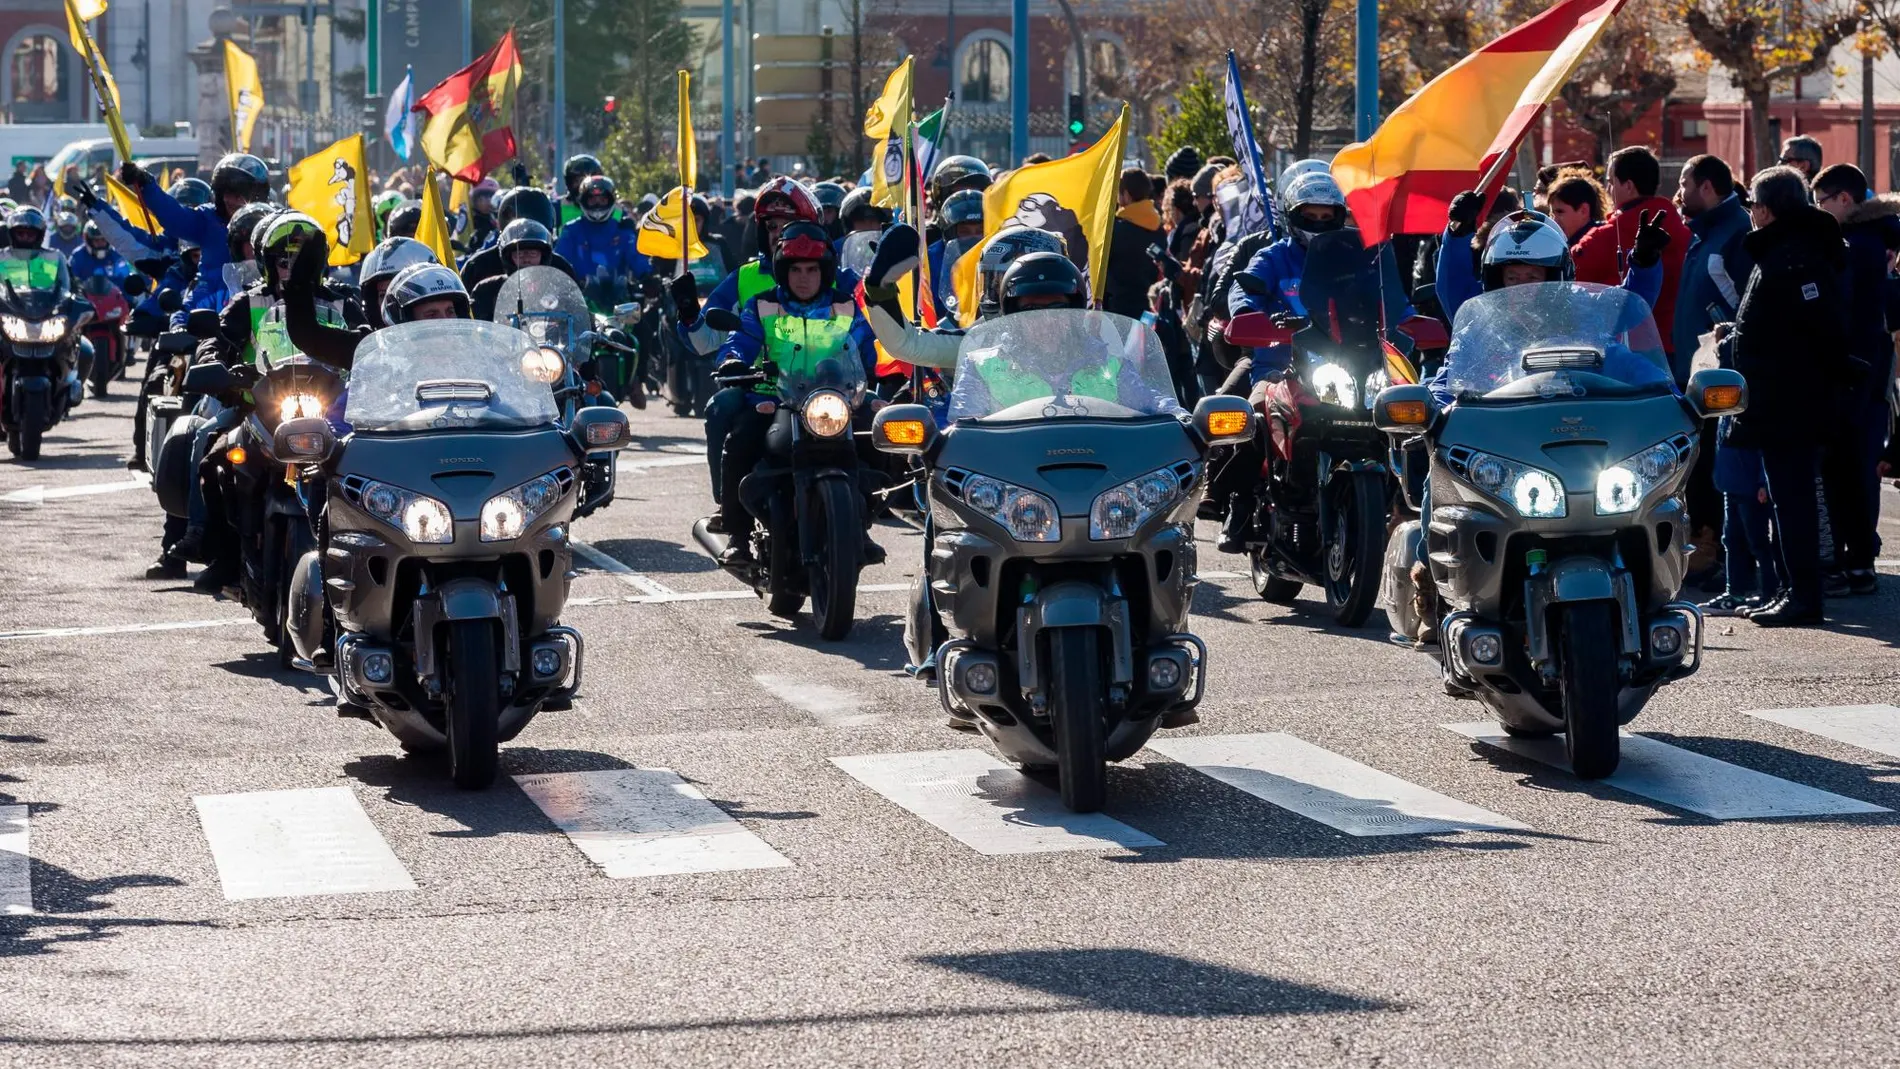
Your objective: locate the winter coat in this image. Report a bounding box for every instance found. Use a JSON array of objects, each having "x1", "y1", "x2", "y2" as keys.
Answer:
[
  {"x1": 1104, "y1": 201, "x2": 1164, "y2": 319},
  {"x1": 1572, "y1": 194, "x2": 1690, "y2": 353},
  {"x1": 1722, "y1": 206, "x2": 1852, "y2": 449},
  {"x1": 1669, "y1": 193, "x2": 1753, "y2": 382},
  {"x1": 1838, "y1": 195, "x2": 1900, "y2": 398}
]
